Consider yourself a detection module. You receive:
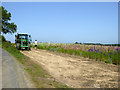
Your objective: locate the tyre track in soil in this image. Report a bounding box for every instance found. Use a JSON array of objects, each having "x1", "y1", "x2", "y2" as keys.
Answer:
[{"x1": 21, "y1": 48, "x2": 118, "y2": 88}]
